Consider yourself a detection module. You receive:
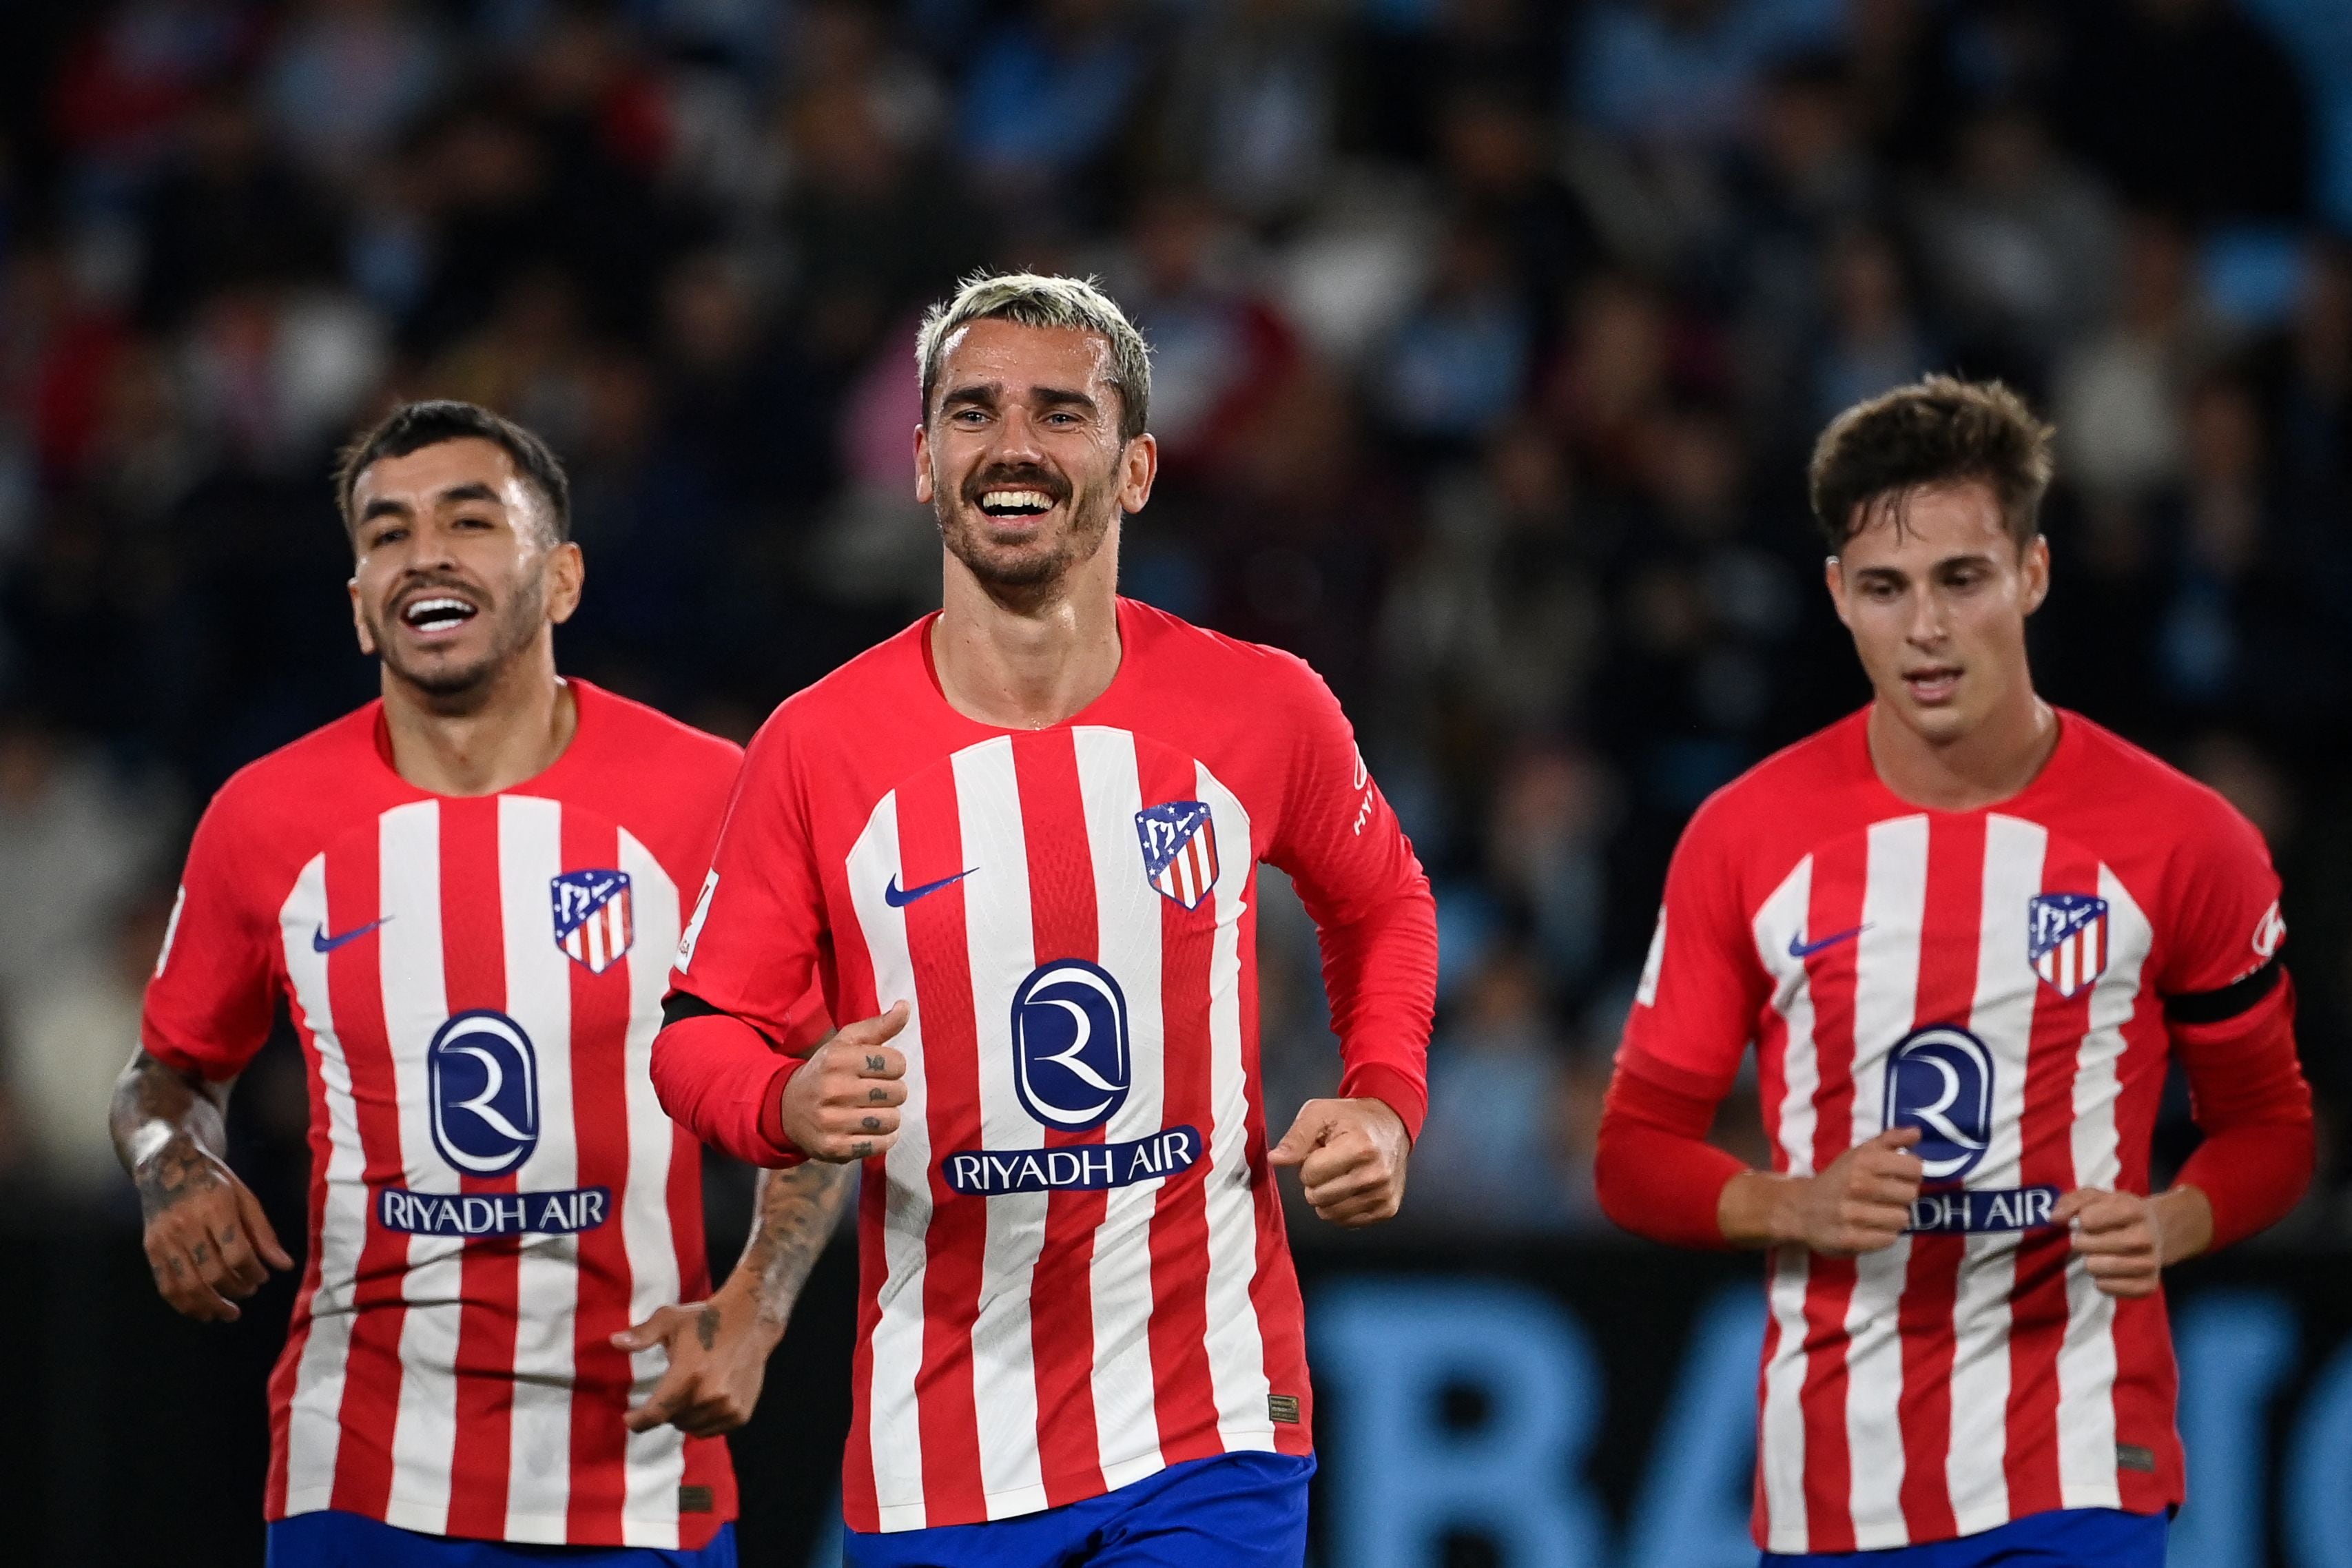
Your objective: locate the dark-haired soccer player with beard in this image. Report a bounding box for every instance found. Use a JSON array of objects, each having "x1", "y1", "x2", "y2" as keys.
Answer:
[
  {"x1": 112, "y1": 402, "x2": 848, "y2": 1566},
  {"x1": 650, "y1": 274, "x2": 1438, "y2": 1567},
  {"x1": 1596, "y1": 377, "x2": 2314, "y2": 1568}
]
